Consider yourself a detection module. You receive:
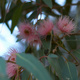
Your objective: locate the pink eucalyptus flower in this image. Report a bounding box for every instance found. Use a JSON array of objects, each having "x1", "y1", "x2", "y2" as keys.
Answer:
[
  {"x1": 19, "y1": 23, "x2": 34, "y2": 39},
  {"x1": 27, "y1": 35, "x2": 42, "y2": 48},
  {"x1": 37, "y1": 19, "x2": 54, "y2": 36},
  {"x1": 6, "y1": 62, "x2": 18, "y2": 78},
  {"x1": 7, "y1": 48, "x2": 18, "y2": 62},
  {"x1": 57, "y1": 16, "x2": 75, "y2": 34}
]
